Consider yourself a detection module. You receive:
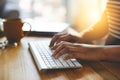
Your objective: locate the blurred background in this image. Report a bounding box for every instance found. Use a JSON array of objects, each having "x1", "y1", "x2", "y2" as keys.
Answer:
[{"x1": 0, "y1": 0, "x2": 108, "y2": 32}]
